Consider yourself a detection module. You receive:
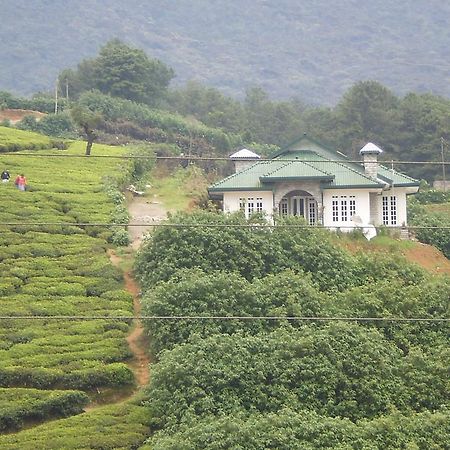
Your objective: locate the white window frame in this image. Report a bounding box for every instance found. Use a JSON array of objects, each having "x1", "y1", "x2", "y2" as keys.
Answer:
[
  {"x1": 349, "y1": 195, "x2": 356, "y2": 218},
  {"x1": 239, "y1": 197, "x2": 246, "y2": 213},
  {"x1": 382, "y1": 195, "x2": 397, "y2": 225},
  {"x1": 256, "y1": 197, "x2": 263, "y2": 213},
  {"x1": 340, "y1": 196, "x2": 348, "y2": 222},
  {"x1": 280, "y1": 198, "x2": 288, "y2": 216},
  {"x1": 332, "y1": 196, "x2": 339, "y2": 222},
  {"x1": 247, "y1": 197, "x2": 255, "y2": 216}
]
